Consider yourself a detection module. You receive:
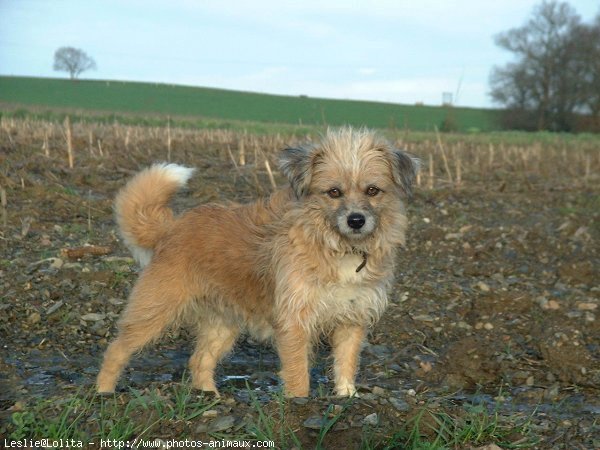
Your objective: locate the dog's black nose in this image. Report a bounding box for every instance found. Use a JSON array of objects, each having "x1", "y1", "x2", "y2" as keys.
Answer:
[{"x1": 347, "y1": 213, "x2": 366, "y2": 230}]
